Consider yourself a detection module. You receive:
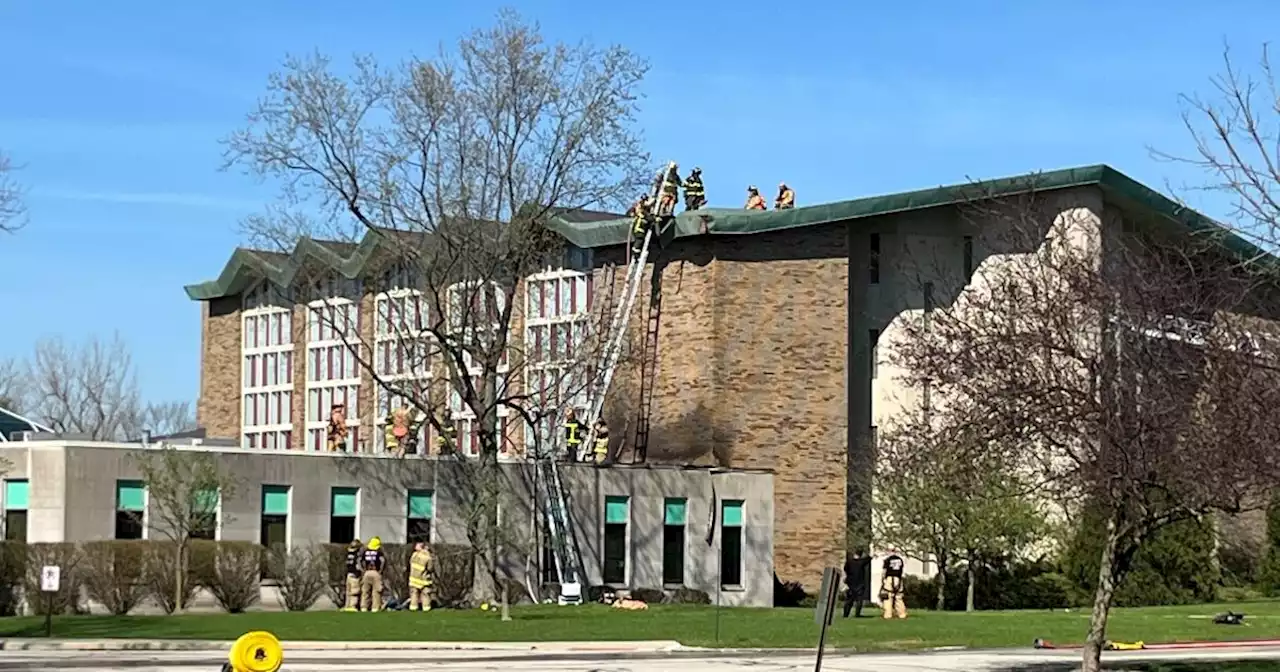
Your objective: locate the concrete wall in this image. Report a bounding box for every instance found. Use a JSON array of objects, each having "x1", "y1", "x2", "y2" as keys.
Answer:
[{"x1": 0, "y1": 441, "x2": 775, "y2": 607}]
